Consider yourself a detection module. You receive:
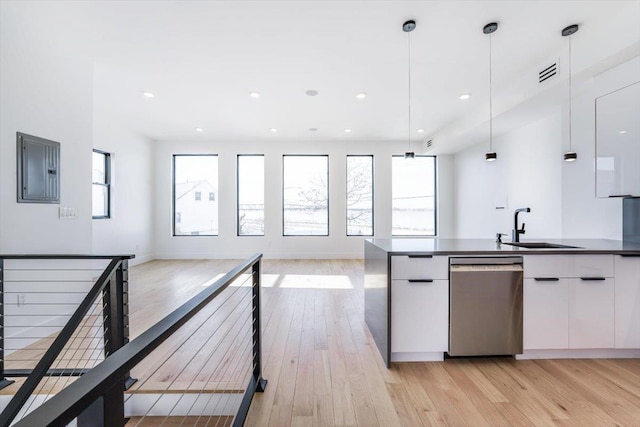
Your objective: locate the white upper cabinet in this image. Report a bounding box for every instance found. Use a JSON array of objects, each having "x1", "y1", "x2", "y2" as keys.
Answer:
[{"x1": 595, "y1": 57, "x2": 640, "y2": 198}]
